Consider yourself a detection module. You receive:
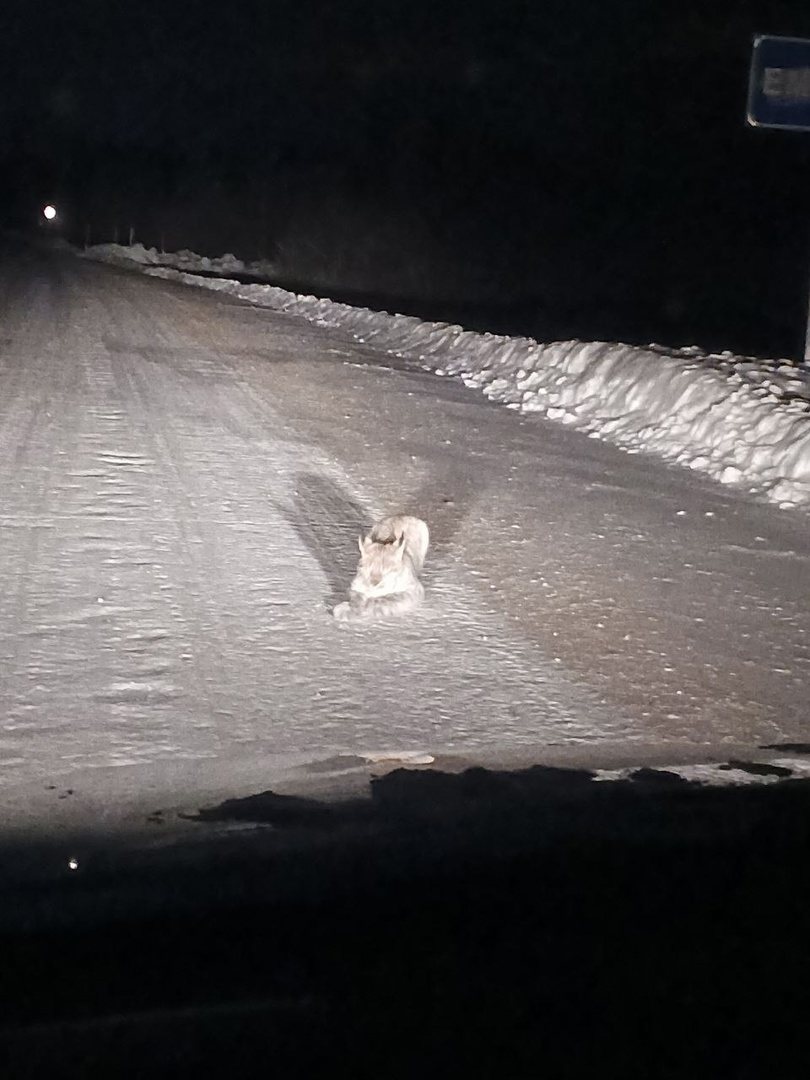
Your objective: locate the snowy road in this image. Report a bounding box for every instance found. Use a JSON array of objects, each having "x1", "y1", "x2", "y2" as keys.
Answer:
[{"x1": 1, "y1": 244, "x2": 809, "y2": 835}]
